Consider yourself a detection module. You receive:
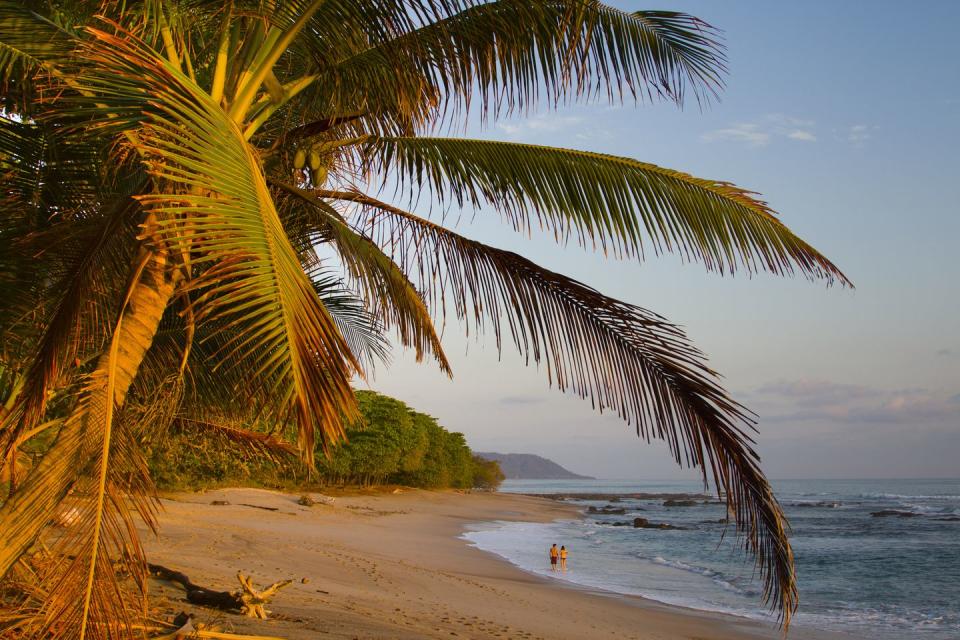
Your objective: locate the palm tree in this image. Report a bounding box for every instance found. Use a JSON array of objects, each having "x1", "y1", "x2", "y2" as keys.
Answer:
[{"x1": 0, "y1": 1, "x2": 850, "y2": 637}]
